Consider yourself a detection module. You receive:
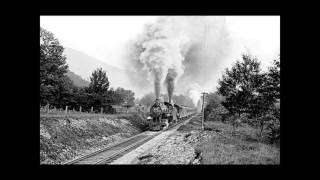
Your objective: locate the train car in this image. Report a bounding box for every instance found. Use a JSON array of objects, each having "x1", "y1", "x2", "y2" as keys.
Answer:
[
  {"x1": 164, "y1": 102, "x2": 176, "y2": 124},
  {"x1": 174, "y1": 104, "x2": 182, "y2": 121}
]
